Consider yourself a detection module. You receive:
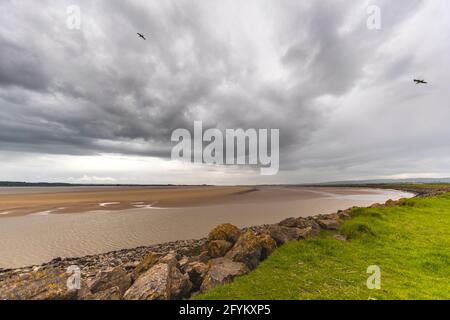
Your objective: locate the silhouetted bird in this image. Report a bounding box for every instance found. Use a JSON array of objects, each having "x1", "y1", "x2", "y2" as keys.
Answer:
[
  {"x1": 137, "y1": 33, "x2": 146, "y2": 40},
  {"x1": 414, "y1": 79, "x2": 427, "y2": 84}
]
